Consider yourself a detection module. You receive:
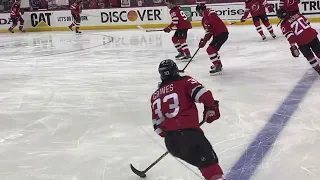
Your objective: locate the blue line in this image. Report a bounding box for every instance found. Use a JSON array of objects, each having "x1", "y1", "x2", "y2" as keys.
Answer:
[{"x1": 225, "y1": 71, "x2": 318, "y2": 180}]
